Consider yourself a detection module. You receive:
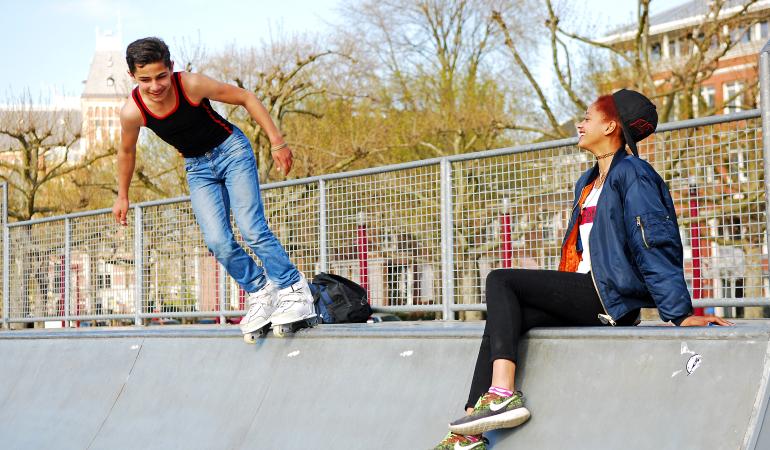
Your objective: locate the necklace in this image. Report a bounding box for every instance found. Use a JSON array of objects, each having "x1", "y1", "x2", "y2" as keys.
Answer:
[
  {"x1": 596, "y1": 151, "x2": 615, "y2": 160},
  {"x1": 595, "y1": 170, "x2": 609, "y2": 187},
  {"x1": 582, "y1": 181, "x2": 604, "y2": 211}
]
